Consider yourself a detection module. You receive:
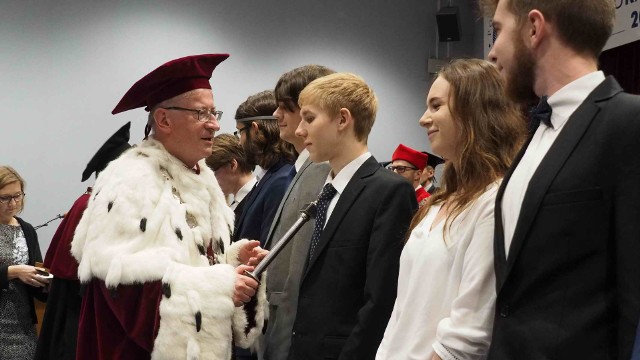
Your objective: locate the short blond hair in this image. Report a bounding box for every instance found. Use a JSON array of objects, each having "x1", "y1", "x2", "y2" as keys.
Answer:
[{"x1": 298, "y1": 72, "x2": 378, "y2": 142}]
